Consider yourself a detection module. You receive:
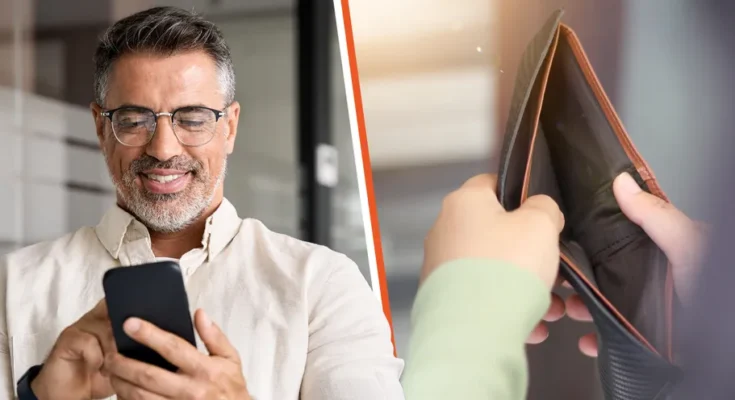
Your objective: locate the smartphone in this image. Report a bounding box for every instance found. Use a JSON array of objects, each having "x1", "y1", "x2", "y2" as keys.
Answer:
[{"x1": 103, "y1": 261, "x2": 196, "y2": 372}]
